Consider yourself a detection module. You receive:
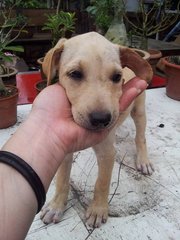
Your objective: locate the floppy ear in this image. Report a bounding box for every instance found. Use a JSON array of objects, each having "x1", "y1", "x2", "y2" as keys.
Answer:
[
  {"x1": 120, "y1": 47, "x2": 153, "y2": 84},
  {"x1": 42, "y1": 38, "x2": 67, "y2": 85}
]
